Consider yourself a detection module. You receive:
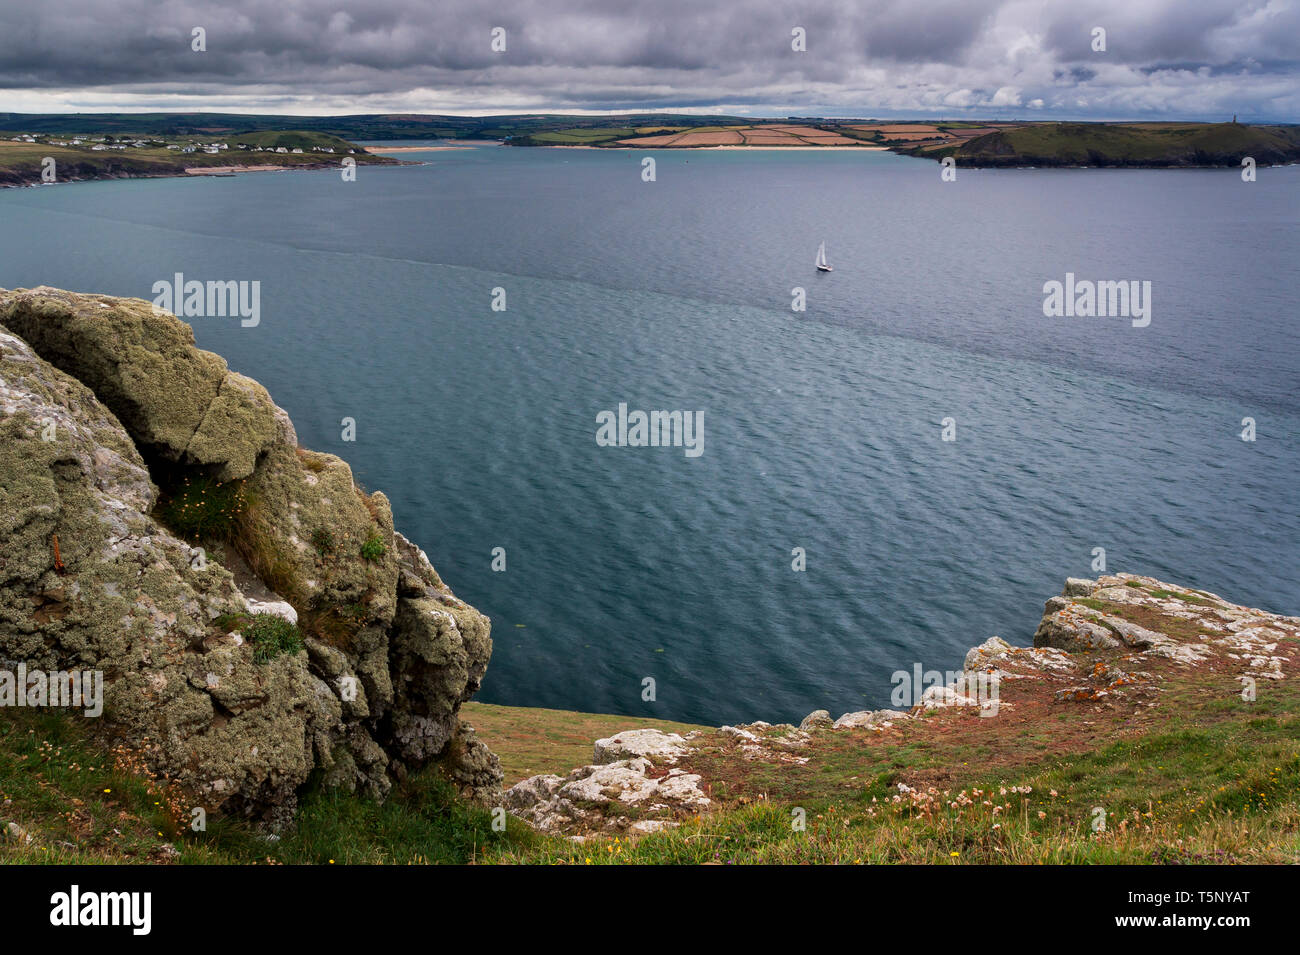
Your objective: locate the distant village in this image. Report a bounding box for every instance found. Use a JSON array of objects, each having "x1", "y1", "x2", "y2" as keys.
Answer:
[{"x1": 6, "y1": 134, "x2": 356, "y2": 155}]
